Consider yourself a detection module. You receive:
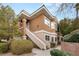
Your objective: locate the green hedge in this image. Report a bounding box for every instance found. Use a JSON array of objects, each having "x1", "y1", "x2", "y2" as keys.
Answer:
[
  {"x1": 64, "y1": 29, "x2": 79, "y2": 43},
  {"x1": 0, "y1": 42, "x2": 9, "y2": 53},
  {"x1": 64, "y1": 34, "x2": 79, "y2": 43},
  {"x1": 10, "y1": 39, "x2": 33, "y2": 55},
  {"x1": 63, "y1": 34, "x2": 72, "y2": 41},
  {"x1": 50, "y1": 49, "x2": 71, "y2": 56}
]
